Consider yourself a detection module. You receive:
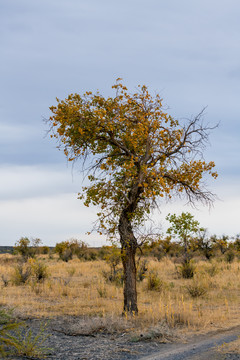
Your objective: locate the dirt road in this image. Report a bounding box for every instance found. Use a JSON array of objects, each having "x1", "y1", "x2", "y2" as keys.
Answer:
[{"x1": 141, "y1": 326, "x2": 240, "y2": 360}]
